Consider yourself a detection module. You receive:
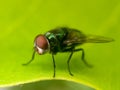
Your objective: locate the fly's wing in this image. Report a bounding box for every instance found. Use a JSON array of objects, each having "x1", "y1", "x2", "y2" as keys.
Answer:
[
  {"x1": 63, "y1": 28, "x2": 114, "y2": 46},
  {"x1": 63, "y1": 34, "x2": 114, "y2": 45},
  {"x1": 85, "y1": 35, "x2": 114, "y2": 43},
  {"x1": 63, "y1": 29, "x2": 86, "y2": 45},
  {"x1": 63, "y1": 37, "x2": 86, "y2": 45}
]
